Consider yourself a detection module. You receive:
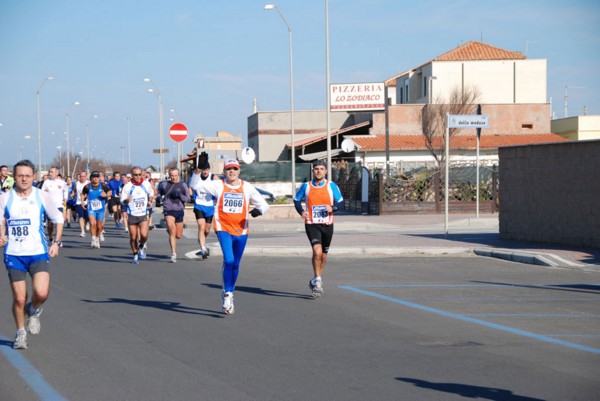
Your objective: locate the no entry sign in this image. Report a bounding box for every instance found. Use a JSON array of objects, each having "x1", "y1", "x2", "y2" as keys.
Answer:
[{"x1": 169, "y1": 123, "x2": 188, "y2": 143}]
